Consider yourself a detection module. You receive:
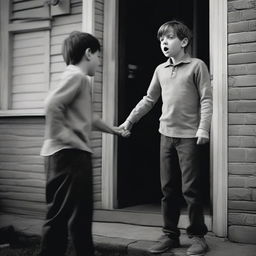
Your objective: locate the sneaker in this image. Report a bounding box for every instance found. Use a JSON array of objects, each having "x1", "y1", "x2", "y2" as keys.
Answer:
[
  {"x1": 187, "y1": 236, "x2": 209, "y2": 256},
  {"x1": 148, "y1": 235, "x2": 180, "y2": 254}
]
